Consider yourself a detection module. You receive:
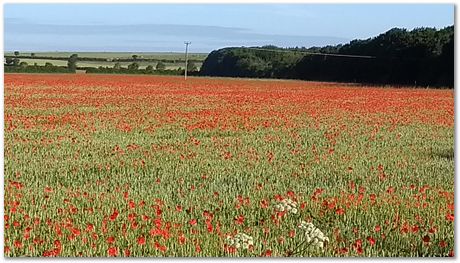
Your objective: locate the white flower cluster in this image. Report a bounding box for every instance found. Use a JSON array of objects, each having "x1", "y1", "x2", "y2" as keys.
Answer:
[
  {"x1": 226, "y1": 233, "x2": 254, "y2": 250},
  {"x1": 274, "y1": 198, "x2": 298, "y2": 214},
  {"x1": 297, "y1": 221, "x2": 329, "y2": 249}
]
